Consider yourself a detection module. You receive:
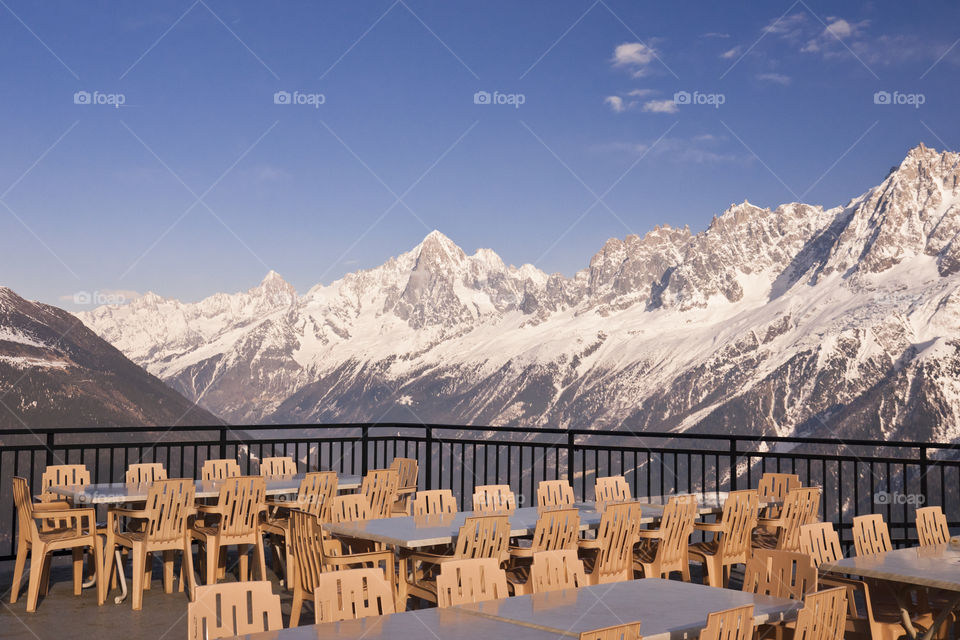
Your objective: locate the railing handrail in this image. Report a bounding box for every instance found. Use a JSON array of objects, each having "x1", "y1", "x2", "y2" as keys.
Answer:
[{"x1": 1, "y1": 422, "x2": 956, "y2": 450}]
